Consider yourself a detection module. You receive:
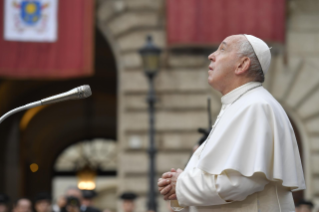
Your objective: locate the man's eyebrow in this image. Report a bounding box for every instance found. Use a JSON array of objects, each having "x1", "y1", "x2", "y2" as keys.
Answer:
[{"x1": 222, "y1": 41, "x2": 227, "y2": 46}]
